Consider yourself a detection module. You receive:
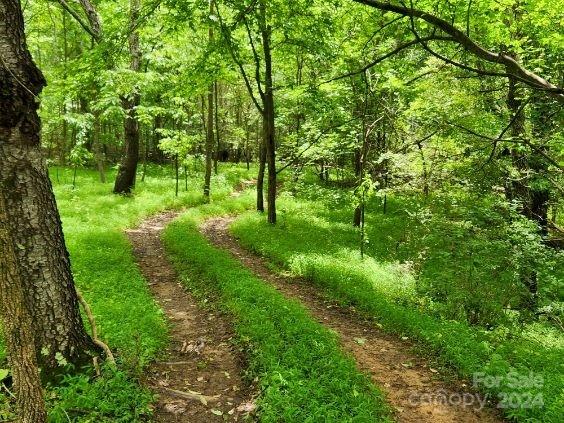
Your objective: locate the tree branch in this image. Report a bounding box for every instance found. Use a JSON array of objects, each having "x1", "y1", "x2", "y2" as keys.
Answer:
[
  {"x1": 216, "y1": 6, "x2": 264, "y2": 115},
  {"x1": 77, "y1": 0, "x2": 101, "y2": 40},
  {"x1": 322, "y1": 35, "x2": 453, "y2": 84},
  {"x1": 54, "y1": 0, "x2": 100, "y2": 42},
  {"x1": 243, "y1": 17, "x2": 265, "y2": 101},
  {"x1": 351, "y1": 0, "x2": 564, "y2": 100}
]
